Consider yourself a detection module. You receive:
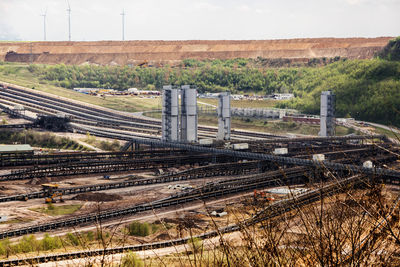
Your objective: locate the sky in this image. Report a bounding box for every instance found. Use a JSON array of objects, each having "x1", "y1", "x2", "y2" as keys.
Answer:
[{"x1": 0, "y1": 0, "x2": 399, "y2": 41}]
